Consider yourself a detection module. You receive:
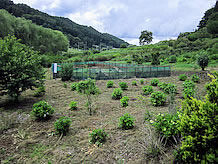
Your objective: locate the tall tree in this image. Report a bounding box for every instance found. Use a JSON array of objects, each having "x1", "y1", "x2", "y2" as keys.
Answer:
[
  {"x1": 0, "y1": 35, "x2": 44, "y2": 101},
  {"x1": 139, "y1": 30, "x2": 153, "y2": 45}
]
